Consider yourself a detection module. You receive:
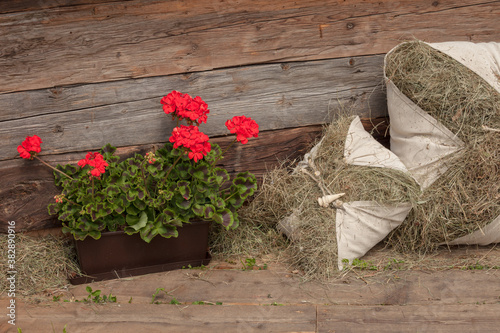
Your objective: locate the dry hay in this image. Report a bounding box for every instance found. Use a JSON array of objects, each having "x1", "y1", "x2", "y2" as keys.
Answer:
[
  {"x1": 211, "y1": 115, "x2": 420, "y2": 280},
  {"x1": 385, "y1": 40, "x2": 500, "y2": 253},
  {"x1": 0, "y1": 234, "x2": 80, "y2": 297}
]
